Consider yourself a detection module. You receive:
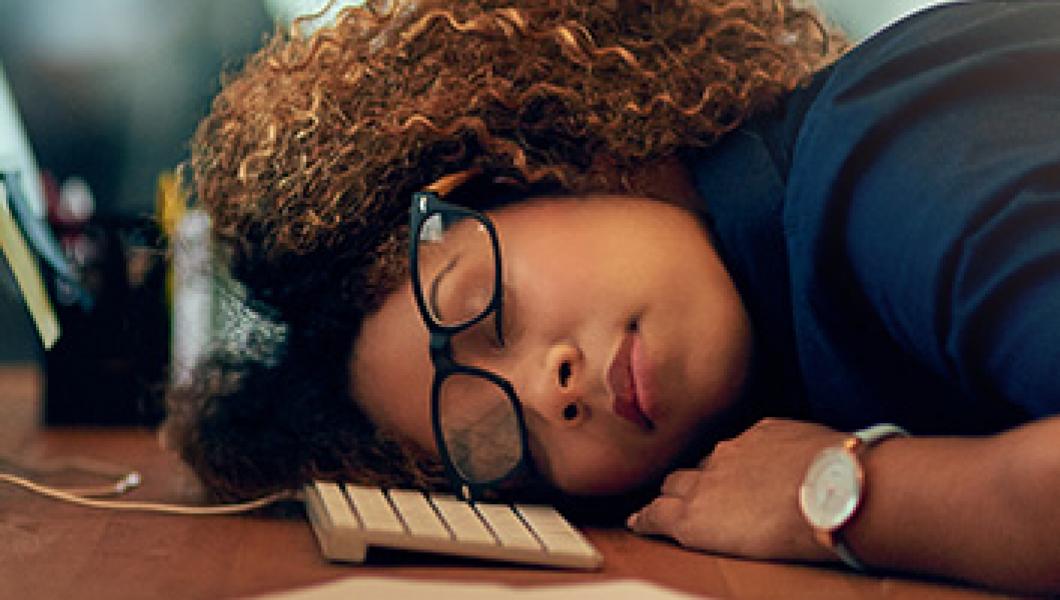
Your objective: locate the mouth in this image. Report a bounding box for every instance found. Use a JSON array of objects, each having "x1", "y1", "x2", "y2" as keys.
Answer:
[{"x1": 607, "y1": 324, "x2": 655, "y2": 432}]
